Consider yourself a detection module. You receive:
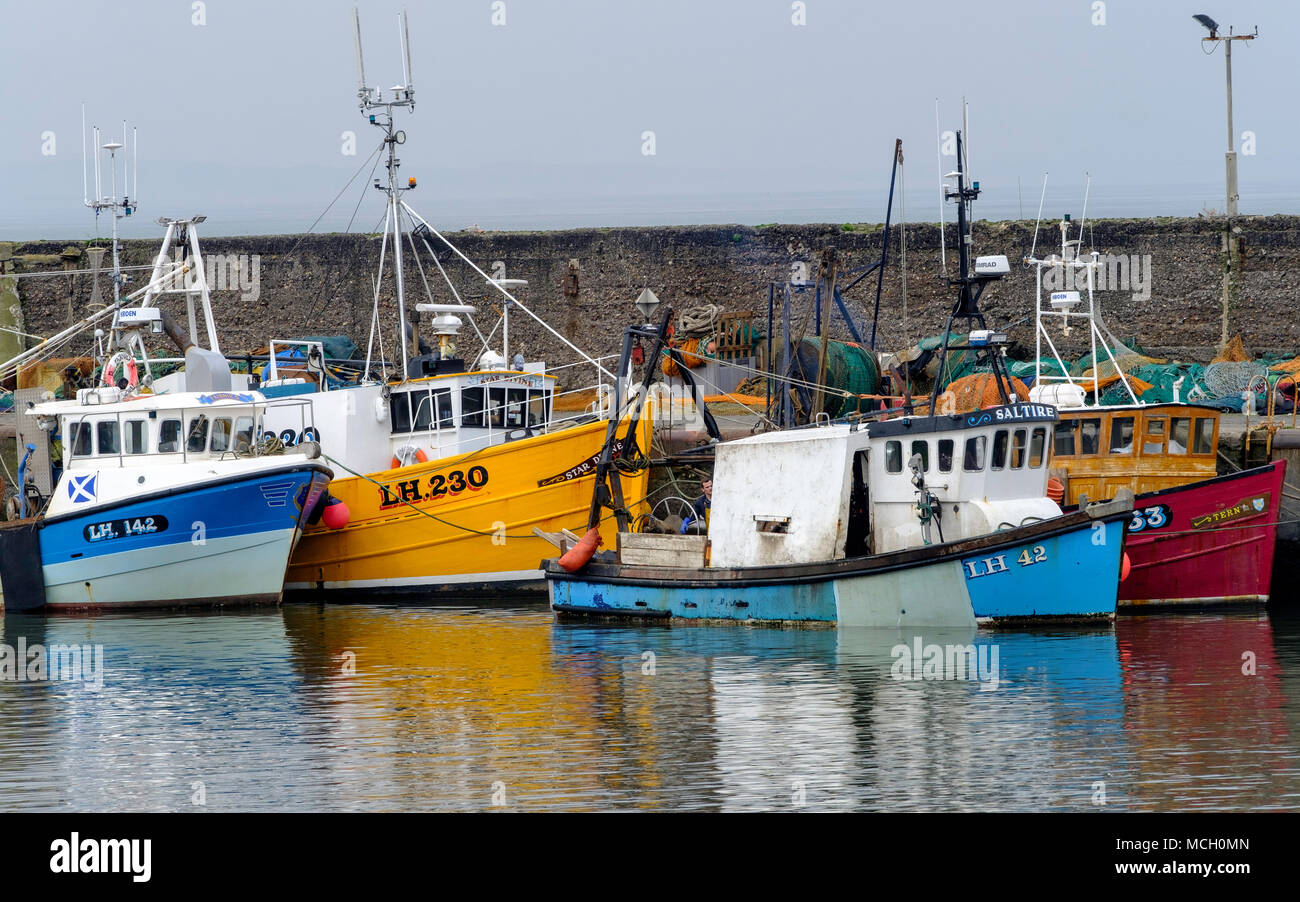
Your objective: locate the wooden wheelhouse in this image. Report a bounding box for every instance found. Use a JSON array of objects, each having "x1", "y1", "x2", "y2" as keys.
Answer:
[{"x1": 1050, "y1": 402, "x2": 1220, "y2": 506}]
